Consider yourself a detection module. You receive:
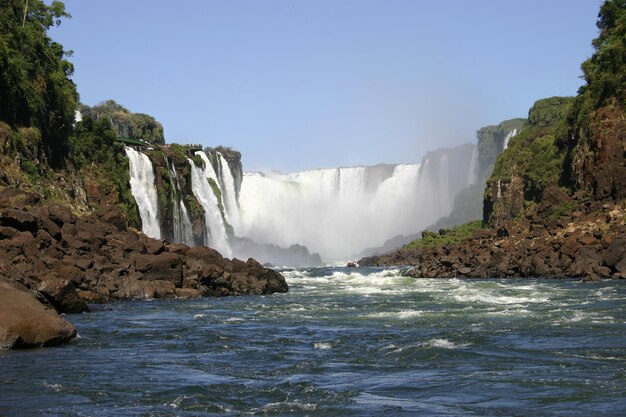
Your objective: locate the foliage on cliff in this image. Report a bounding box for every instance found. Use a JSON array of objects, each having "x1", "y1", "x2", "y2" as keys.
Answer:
[
  {"x1": 561, "y1": 0, "x2": 626, "y2": 198},
  {"x1": 80, "y1": 100, "x2": 165, "y2": 145},
  {"x1": 0, "y1": 0, "x2": 78, "y2": 167},
  {"x1": 483, "y1": 97, "x2": 574, "y2": 224},
  {"x1": 405, "y1": 221, "x2": 483, "y2": 250},
  {"x1": 476, "y1": 118, "x2": 525, "y2": 180},
  {"x1": 69, "y1": 116, "x2": 140, "y2": 226},
  {"x1": 488, "y1": 97, "x2": 574, "y2": 197}
]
